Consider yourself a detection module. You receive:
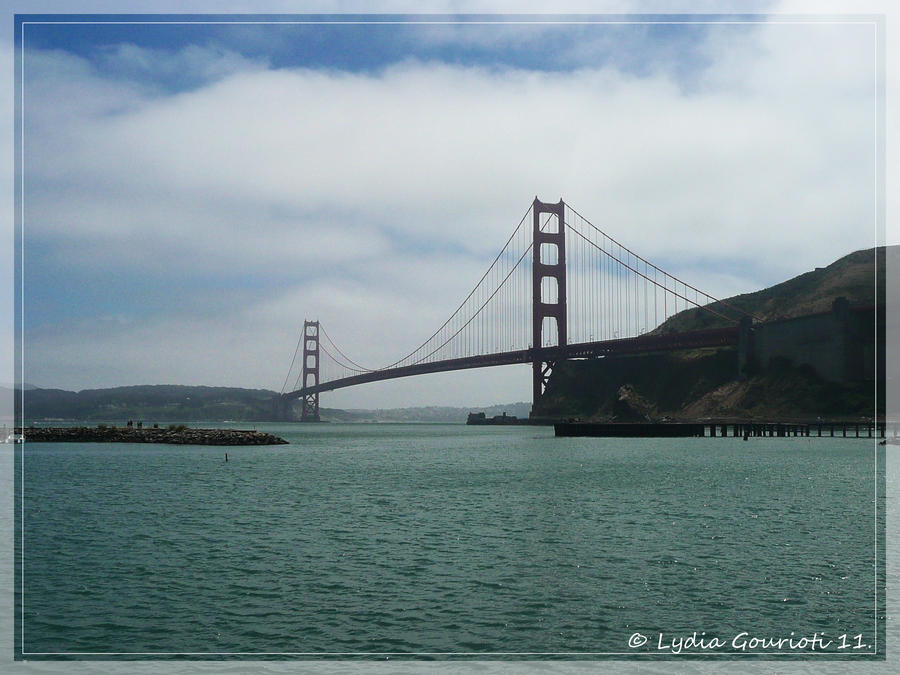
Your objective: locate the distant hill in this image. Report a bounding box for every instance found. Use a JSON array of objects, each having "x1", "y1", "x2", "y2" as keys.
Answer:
[
  {"x1": 324, "y1": 402, "x2": 532, "y2": 423},
  {"x1": 20, "y1": 385, "x2": 282, "y2": 424},
  {"x1": 18, "y1": 383, "x2": 529, "y2": 424},
  {"x1": 655, "y1": 246, "x2": 886, "y2": 333}
]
